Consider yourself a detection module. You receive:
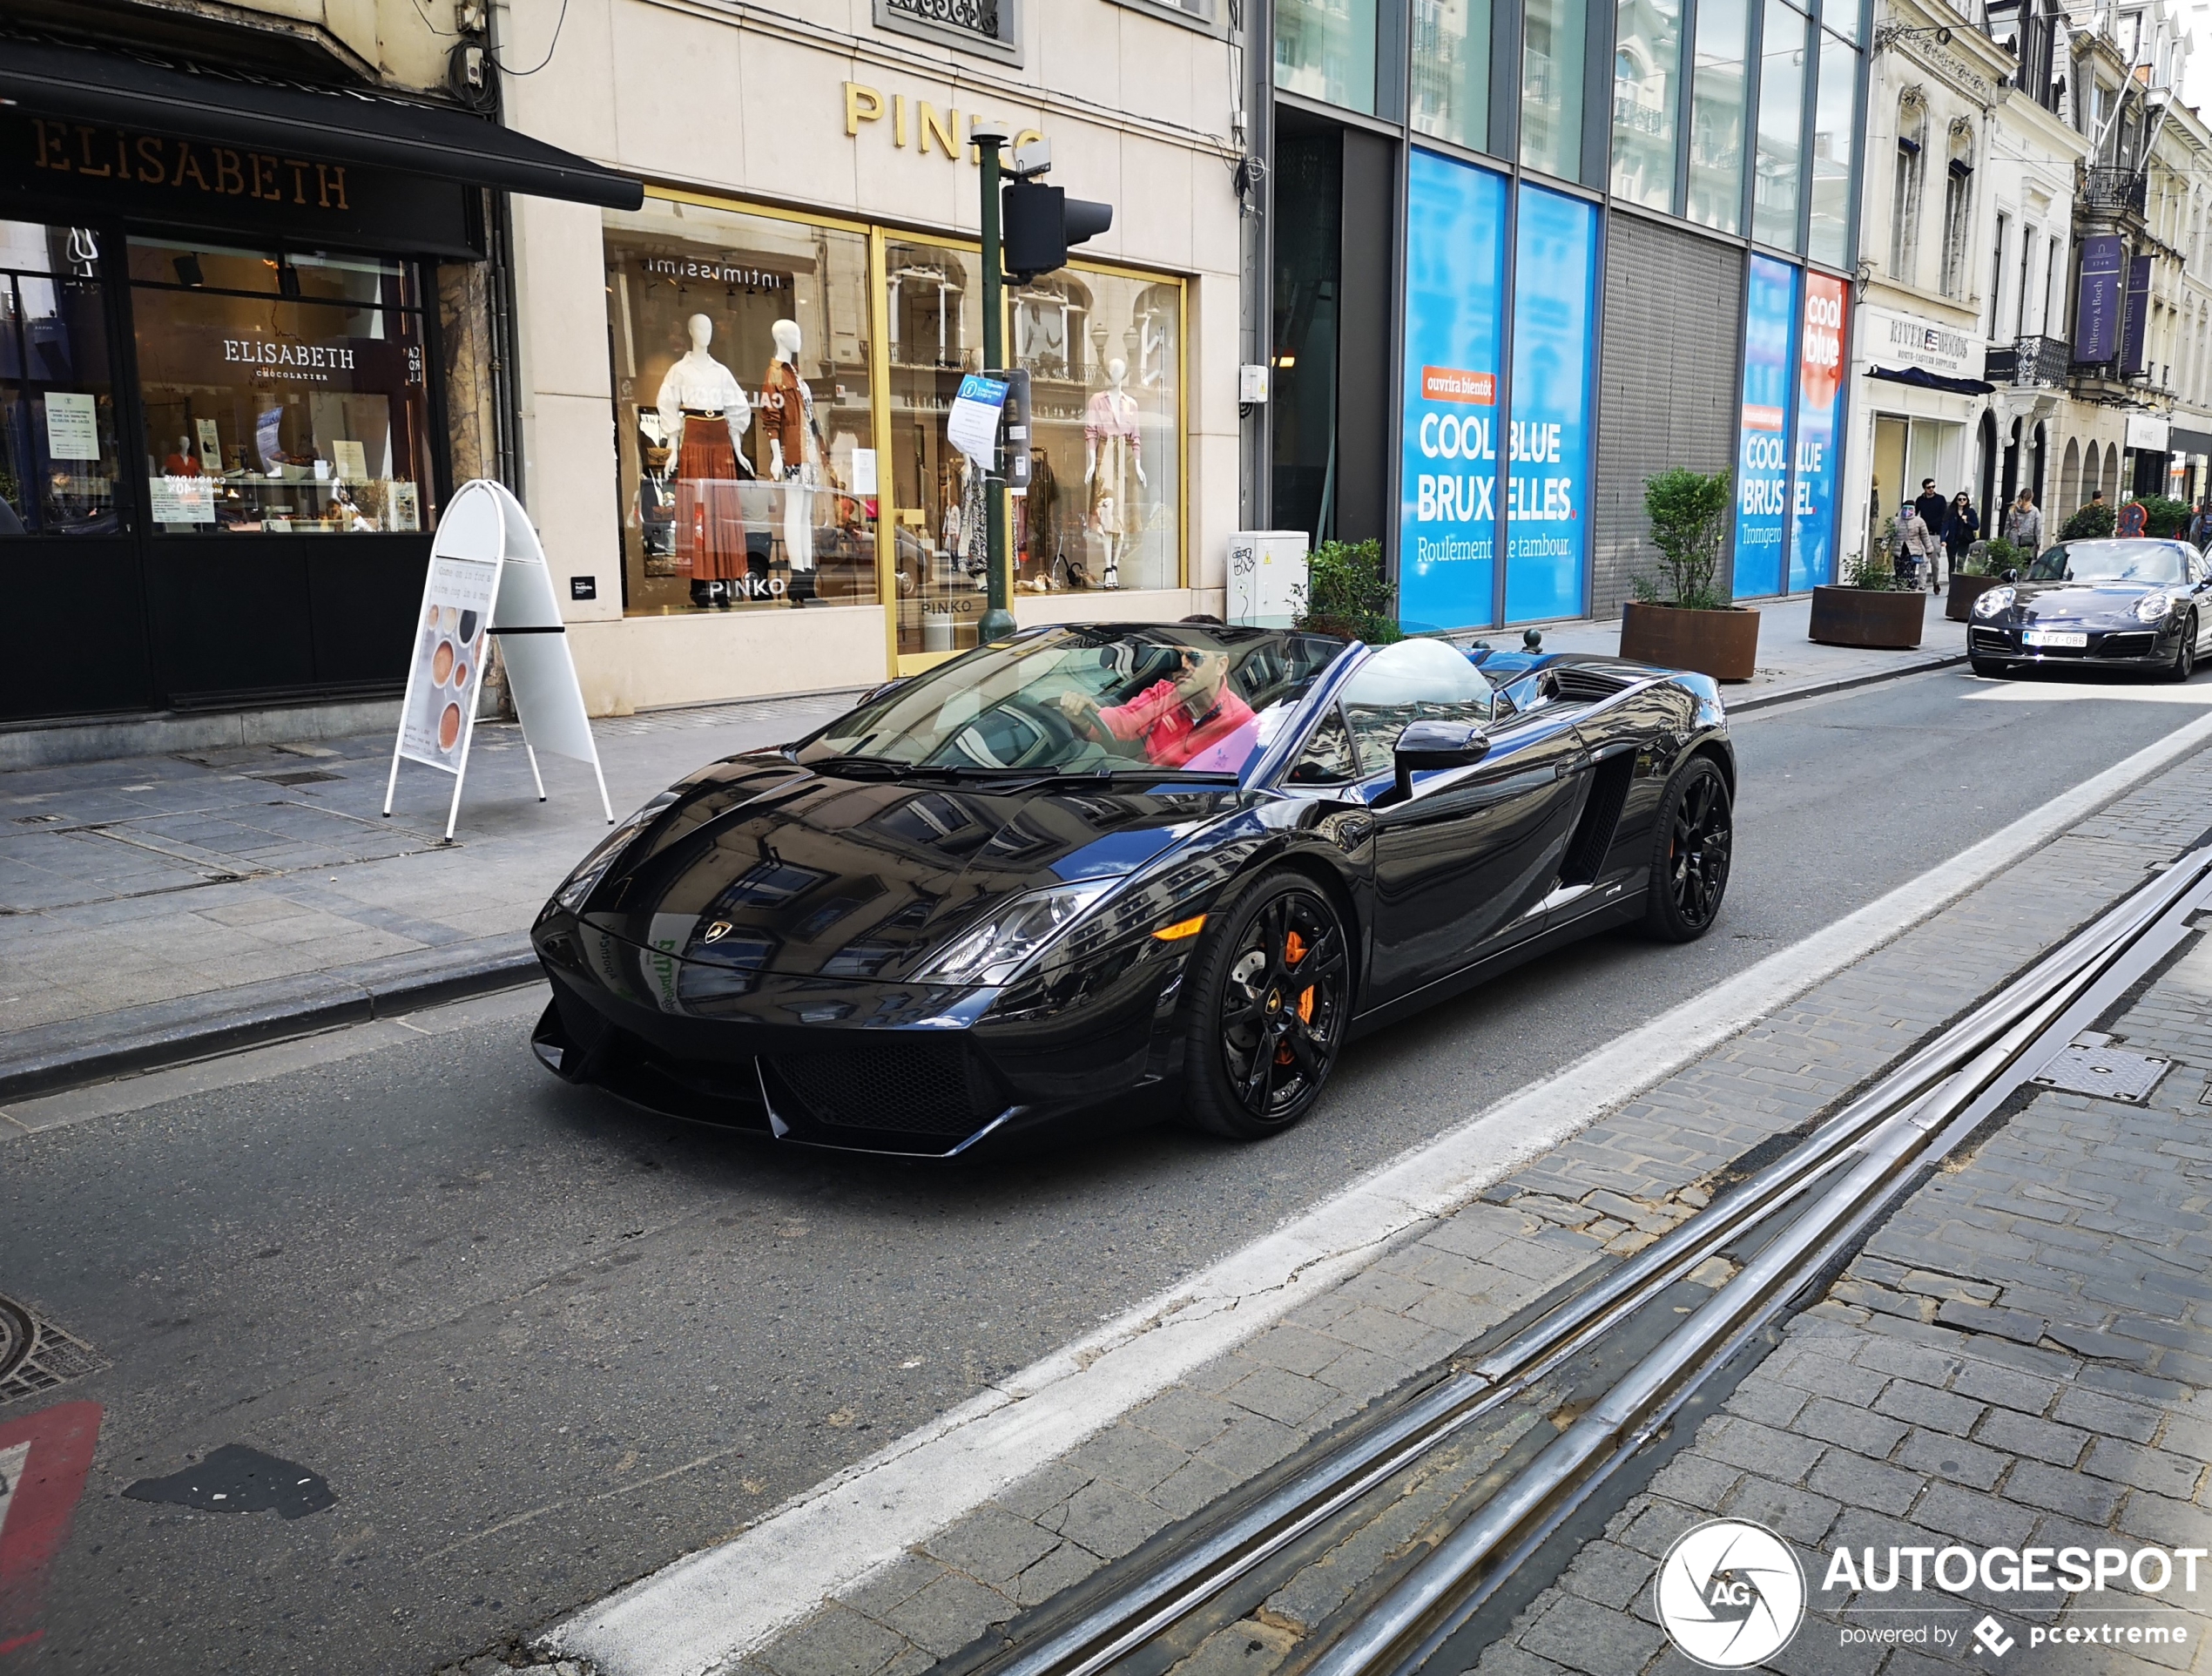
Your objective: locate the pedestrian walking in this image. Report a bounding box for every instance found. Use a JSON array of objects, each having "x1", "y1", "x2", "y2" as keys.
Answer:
[
  {"x1": 1895, "y1": 499, "x2": 1939, "y2": 589},
  {"x1": 2188, "y1": 498, "x2": 2212, "y2": 550},
  {"x1": 2004, "y1": 490, "x2": 2042, "y2": 558},
  {"x1": 1912, "y1": 478, "x2": 1949, "y2": 547},
  {"x1": 1939, "y1": 490, "x2": 1979, "y2": 590}
]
